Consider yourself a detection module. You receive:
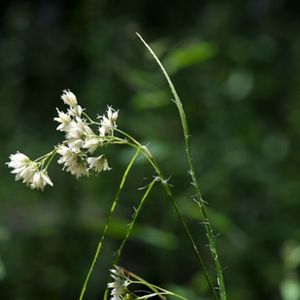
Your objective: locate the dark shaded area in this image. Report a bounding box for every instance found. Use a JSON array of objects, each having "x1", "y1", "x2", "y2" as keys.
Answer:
[{"x1": 1, "y1": 0, "x2": 300, "y2": 299}]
